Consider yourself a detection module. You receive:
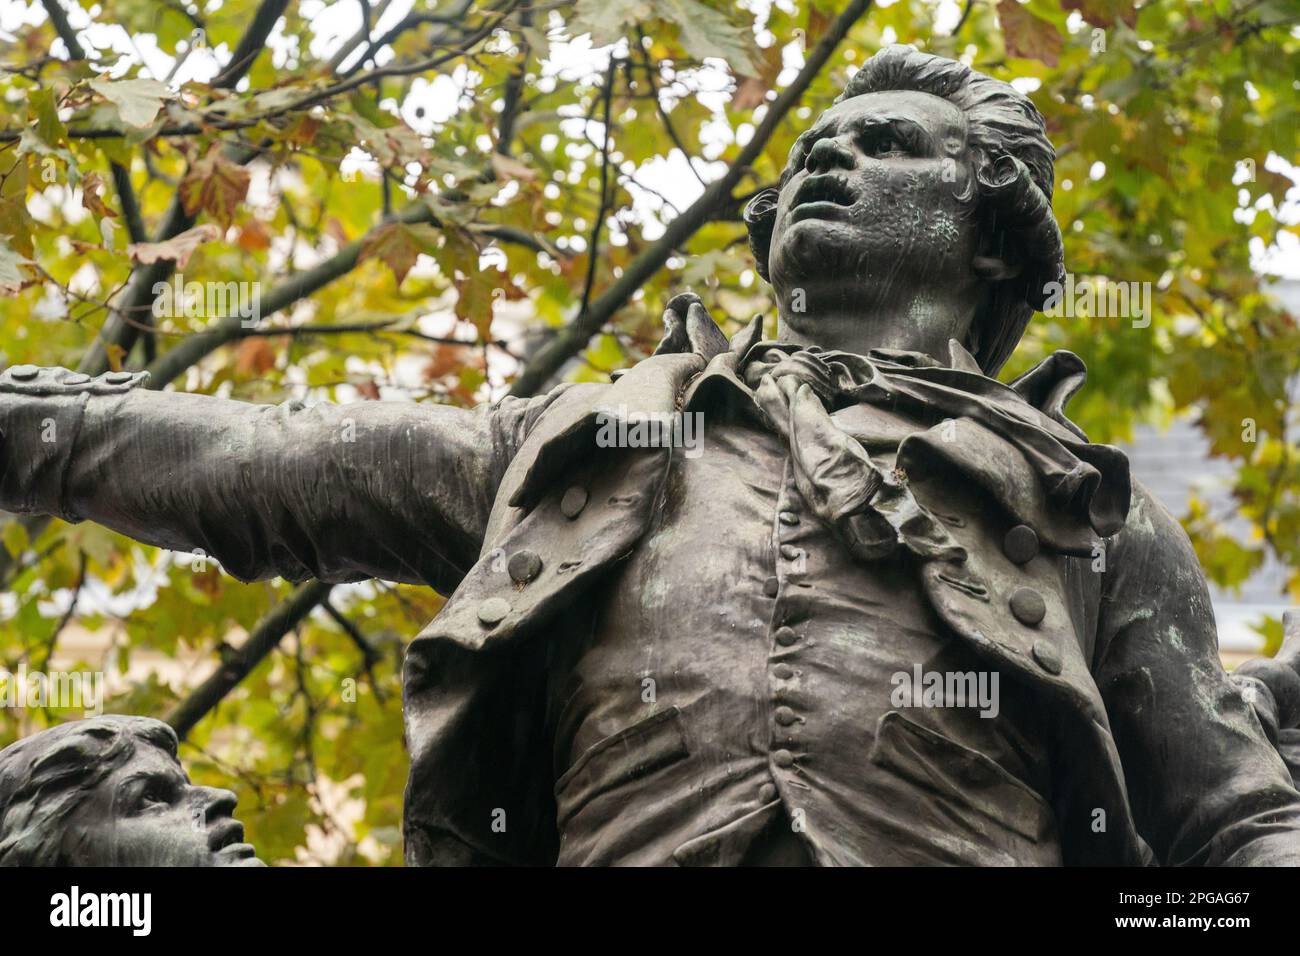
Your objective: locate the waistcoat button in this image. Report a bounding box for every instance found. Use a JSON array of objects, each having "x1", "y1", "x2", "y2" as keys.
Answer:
[
  {"x1": 1003, "y1": 524, "x2": 1039, "y2": 564},
  {"x1": 507, "y1": 549, "x2": 543, "y2": 583},
  {"x1": 1032, "y1": 640, "x2": 1063, "y2": 675},
  {"x1": 775, "y1": 626, "x2": 799, "y2": 646},
  {"x1": 1009, "y1": 587, "x2": 1046, "y2": 627},
  {"x1": 476, "y1": 597, "x2": 511, "y2": 627},
  {"x1": 560, "y1": 486, "x2": 588, "y2": 518}
]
